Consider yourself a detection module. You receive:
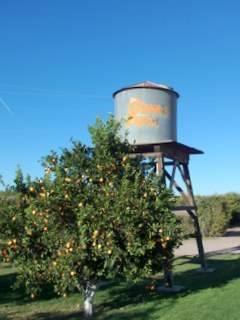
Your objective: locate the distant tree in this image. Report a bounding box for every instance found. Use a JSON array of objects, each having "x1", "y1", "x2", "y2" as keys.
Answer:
[
  {"x1": 0, "y1": 174, "x2": 4, "y2": 187},
  {"x1": 2, "y1": 116, "x2": 182, "y2": 317},
  {"x1": 14, "y1": 166, "x2": 26, "y2": 194},
  {"x1": 0, "y1": 190, "x2": 20, "y2": 241}
]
